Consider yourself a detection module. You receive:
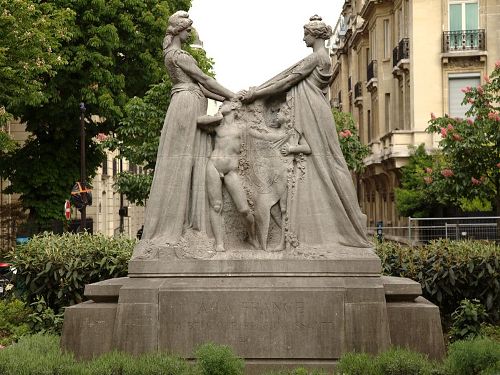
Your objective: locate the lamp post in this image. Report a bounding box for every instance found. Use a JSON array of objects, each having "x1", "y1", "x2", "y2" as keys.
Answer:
[{"x1": 79, "y1": 102, "x2": 86, "y2": 232}]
